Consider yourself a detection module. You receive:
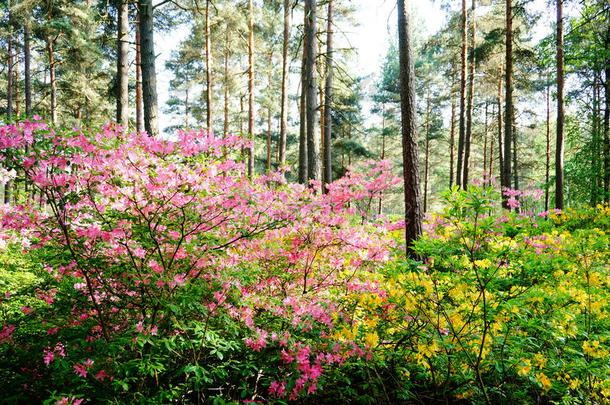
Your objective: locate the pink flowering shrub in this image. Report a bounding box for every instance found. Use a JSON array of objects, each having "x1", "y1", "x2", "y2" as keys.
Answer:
[{"x1": 0, "y1": 120, "x2": 398, "y2": 403}]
